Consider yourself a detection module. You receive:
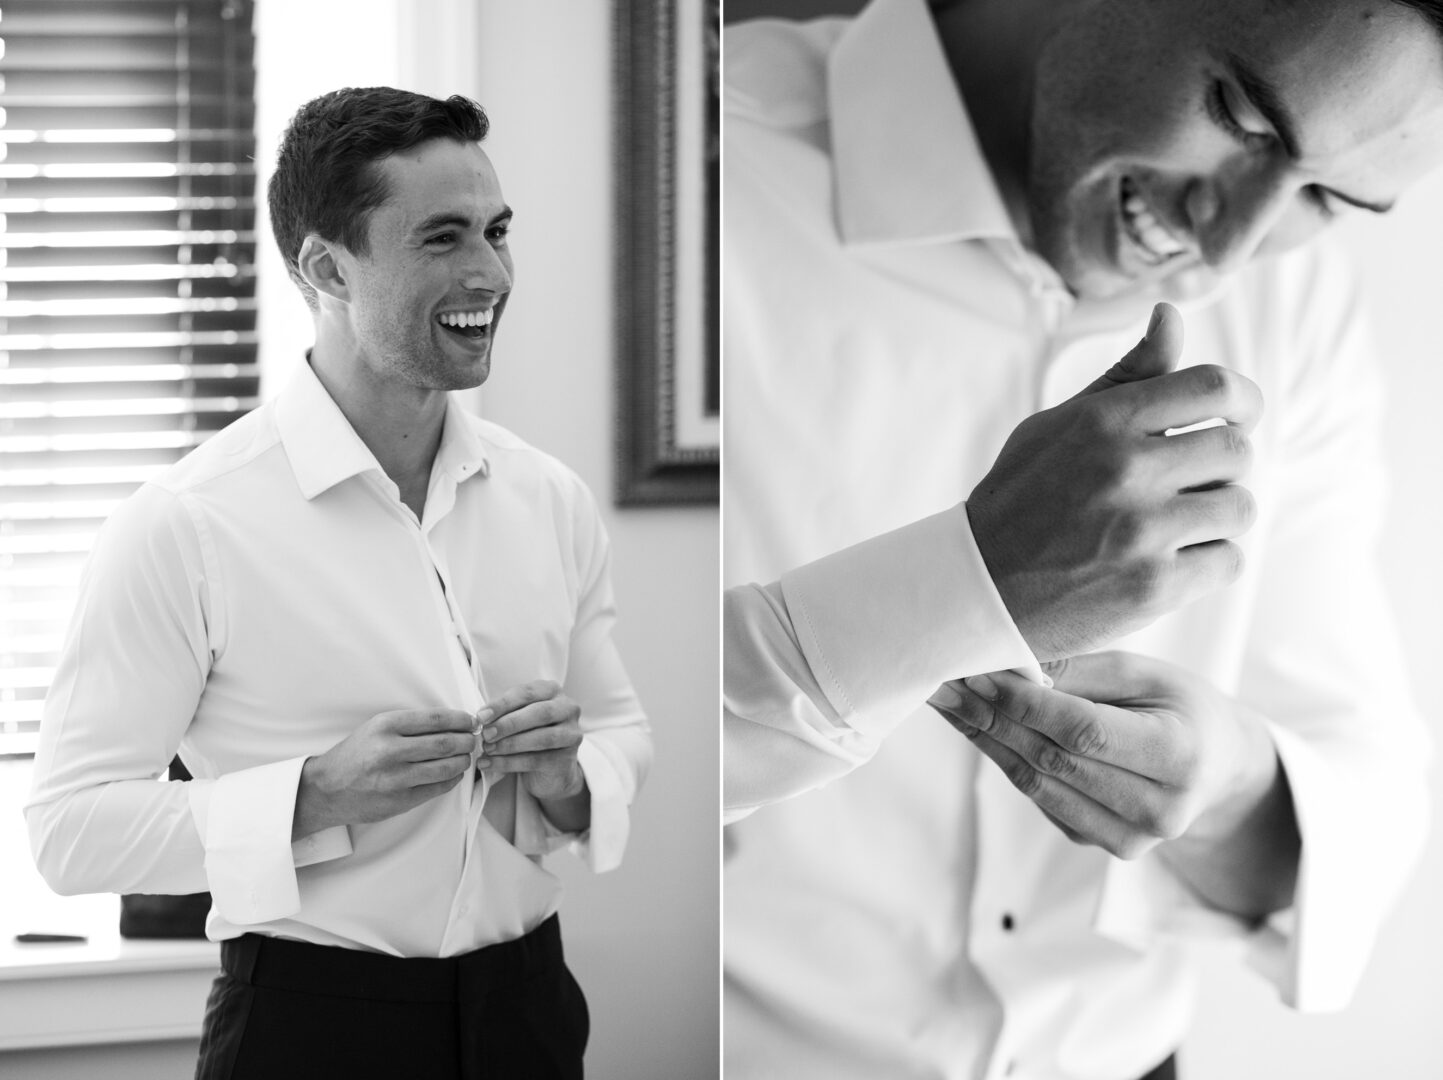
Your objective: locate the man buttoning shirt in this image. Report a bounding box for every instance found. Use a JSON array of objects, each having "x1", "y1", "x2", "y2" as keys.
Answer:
[
  {"x1": 26, "y1": 87, "x2": 652, "y2": 1080},
  {"x1": 724, "y1": 1, "x2": 1443, "y2": 1078}
]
